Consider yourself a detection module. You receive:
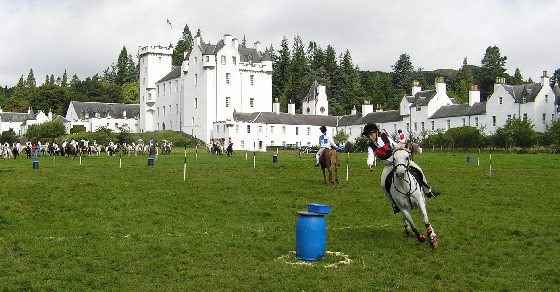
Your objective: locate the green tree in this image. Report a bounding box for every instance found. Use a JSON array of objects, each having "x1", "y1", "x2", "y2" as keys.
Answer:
[
  {"x1": 453, "y1": 58, "x2": 474, "y2": 104},
  {"x1": 5, "y1": 76, "x2": 31, "y2": 112},
  {"x1": 61, "y1": 70, "x2": 69, "y2": 87},
  {"x1": 122, "y1": 82, "x2": 139, "y2": 104},
  {"x1": 445, "y1": 126, "x2": 484, "y2": 149},
  {"x1": 391, "y1": 53, "x2": 415, "y2": 94},
  {"x1": 478, "y1": 46, "x2": 507, "y2": 100},
  {"x1": 26, "y1": 120, "x2": 66, "y2": 140},
  {"x1": 492, "y1": 118, "x2": 535, "y2": 148},
  {"x1": 26, "y1": 69, "x2": 36, "y2": 88},
  {"x1": 115, "y1": 46, "x2": 129, "y2": 86},
  {"x1": 289, "y1": 35, "x2": 309, "y2": 109},
  {"x1": 1, "y1": 128, "x2": 17, "y2": 144},
  {"x1": 511, "y1": 68, "x2": 524, "y2": 85},
  {"x1": 549, "y1": 68, "x2": 560, "y2": 88},
  {"x1": 272, "y1": 37, "x2": 292, "y2": 110},
  {"x1": 172, "y1": 23, "x2": 194, "y2": 66}
]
